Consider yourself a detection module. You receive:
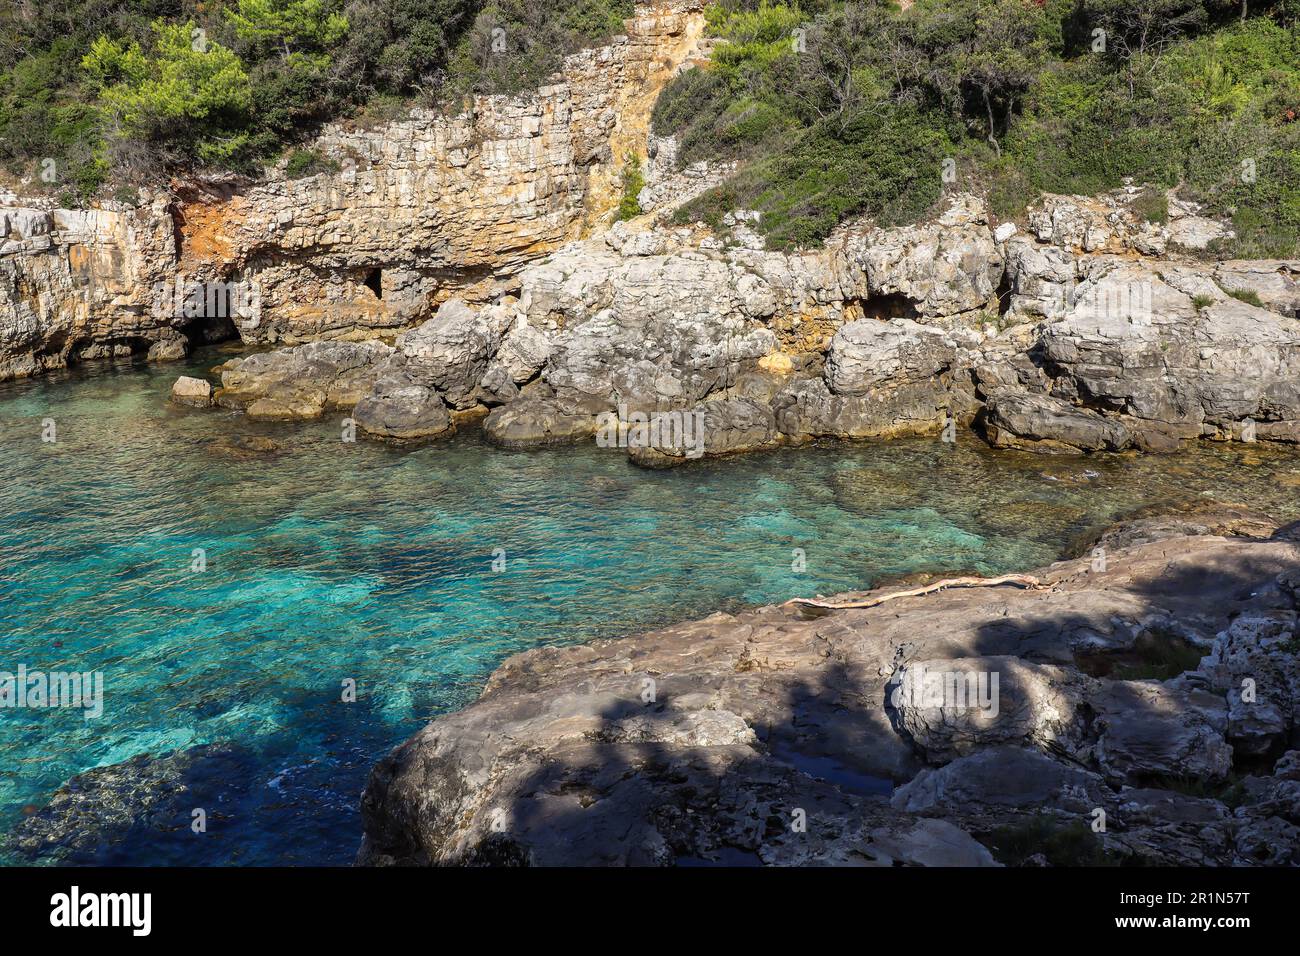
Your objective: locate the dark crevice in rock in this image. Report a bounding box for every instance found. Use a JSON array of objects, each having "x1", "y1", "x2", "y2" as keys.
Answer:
[
  {"x1": 995, "y1": 266, "x2": 1013, "y2": 316},
  {"x1": 857, "y1": 292, "x2": 919, "y2": 321},
  {"x1": 182, "y1": 315, "x2": 237, "y2": 347},
  {"x1": 1074, "y1": 628, "x2": 1203, "y2": 681}
]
